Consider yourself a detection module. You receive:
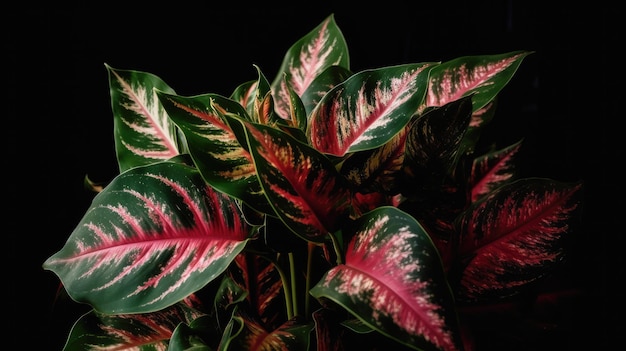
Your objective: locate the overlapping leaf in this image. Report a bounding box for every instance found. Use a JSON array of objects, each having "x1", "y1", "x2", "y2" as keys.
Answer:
[
  {"x1": 455, "y1": 178, "x2": 584, "y2": 302},
  {"x1": 43, "y1": 160, "x2": 251, "y2": 314},
  {"x1": 156, "y1": 91, "x2": 272, "y2": 214},
  {"x1": 106, "y1": 64, "x2": 181, "y2": 172},
  {"x1": 308, "y1": 63, "x2": 433, "y2": 157},
  {"x1": 469, "y1": 139, "x2": 523, "y2": 202},
  {"x1": 271, "y1": 14, "x2": 350, "y2": 120},
  {"x1": 310, "y1": 206, "x2": 462, "y2": 351},
  {"x1": 62, "y1": 302, "x2": 204, "y2": 351},
  {"x1": 422, "y1": 51, "x2": 532, "y2": 113},
  {"x1": 243, "y1": 121, "x2": 352, "y2": 242}
]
